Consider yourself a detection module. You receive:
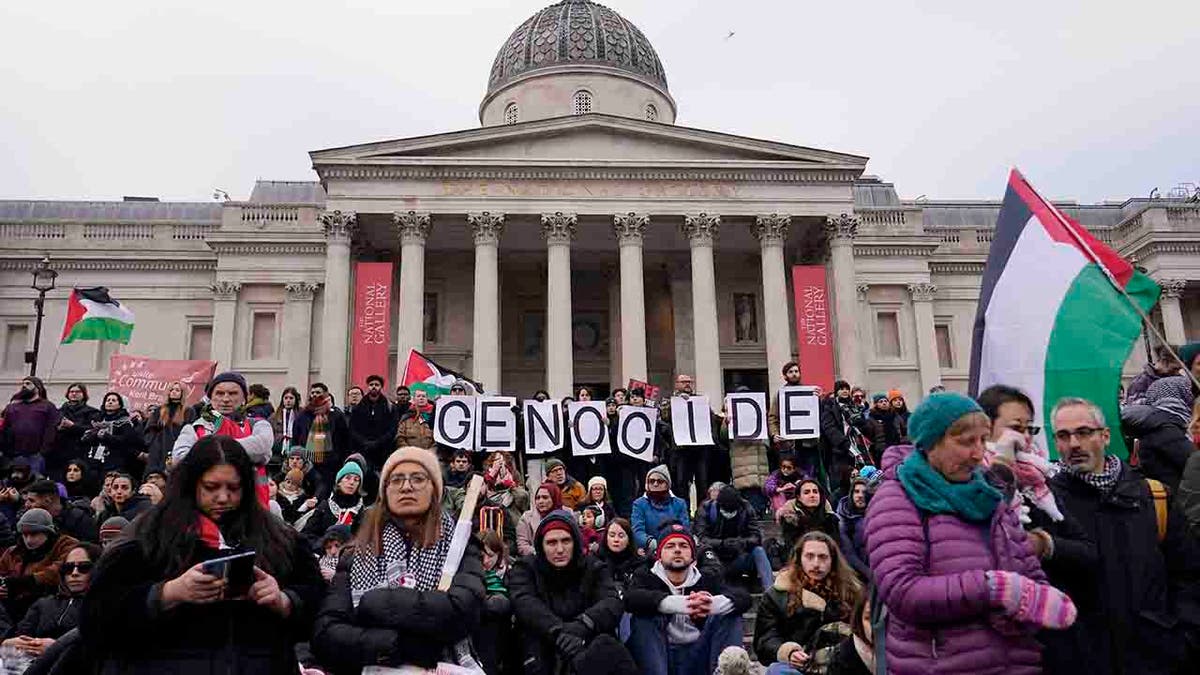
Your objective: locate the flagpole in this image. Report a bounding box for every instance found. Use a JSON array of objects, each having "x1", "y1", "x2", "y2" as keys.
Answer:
[{"x1": 1024, "y1": 171, "x2": 1200, "y2": 391}]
